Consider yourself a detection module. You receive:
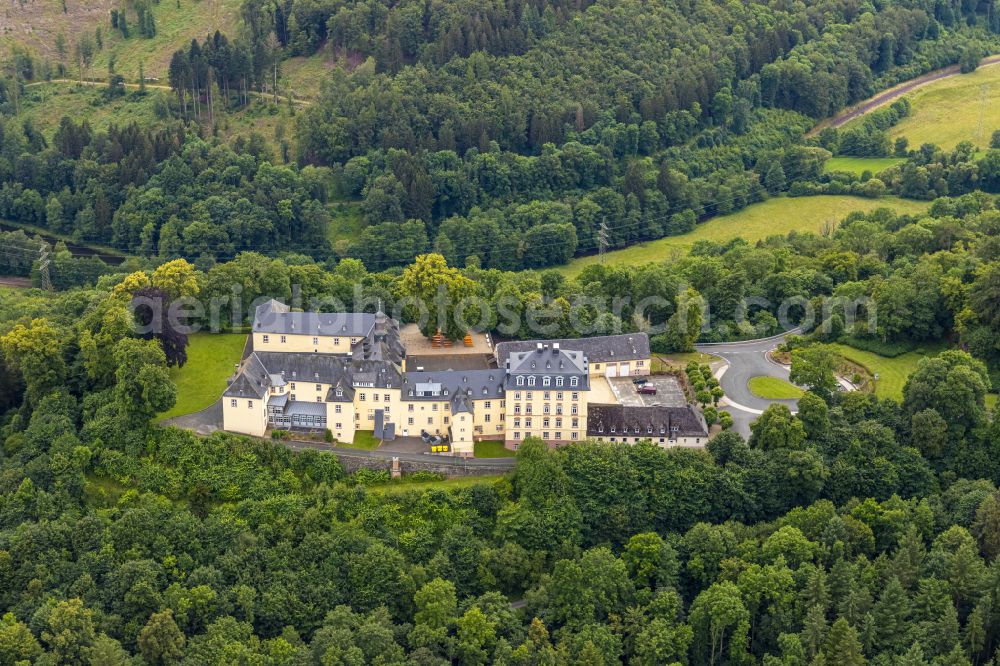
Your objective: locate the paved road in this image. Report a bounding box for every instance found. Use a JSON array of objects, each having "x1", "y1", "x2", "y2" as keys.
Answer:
[
  {"x1": 809, "y1": 55, "x2": 1000, "y2": 135},
  {"x1": 696, "y1": 329, "x2": 802, "y2": 437}
]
